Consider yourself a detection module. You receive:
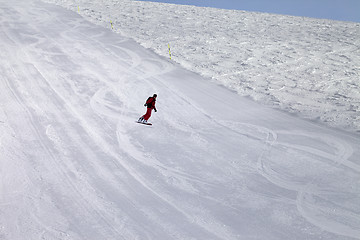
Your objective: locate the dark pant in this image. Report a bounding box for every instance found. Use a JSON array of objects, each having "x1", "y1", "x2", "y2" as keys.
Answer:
[{"x1": 142, "y1": 108, "x2": 153, "y2": 120}]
